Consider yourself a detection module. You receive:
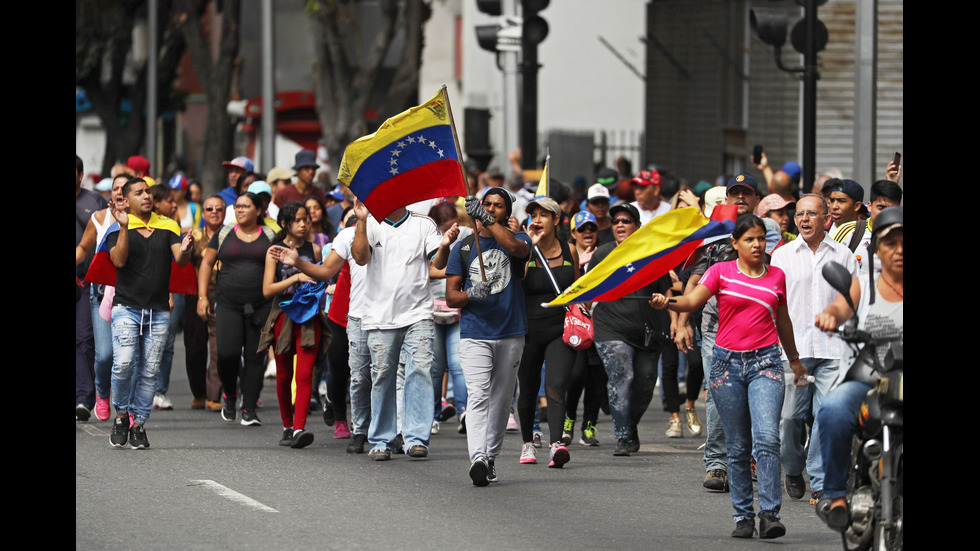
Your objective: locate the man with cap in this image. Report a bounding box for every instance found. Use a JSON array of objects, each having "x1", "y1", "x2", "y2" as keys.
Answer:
[
  {"x1": 825, "y1": 179, "x2": 864, "y2": 236},
  {"x1": 447, "y1": 188, "x2": 532, "y2": 484},
  {"x1": 590, "y1": 202, "x2": 672, "y2": 456},
  {"x1": 585, "y1": 183, "x2": 614, "y2": 246},
  {"x1": 218, "y1": 156, "x2": 255, "y2": 207},
  {"x1": 274, "y1": 150, "x2": 327, "y2": 206},
  {"x1": 266, "y1": 167, "x2": 295, "y2": 204},
  {"x1": 832, "y1": 179, "x2": 902, "y2": 278},
  {"x1": 630, "y1": 169, "x2": 670, "y2": 226}
]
